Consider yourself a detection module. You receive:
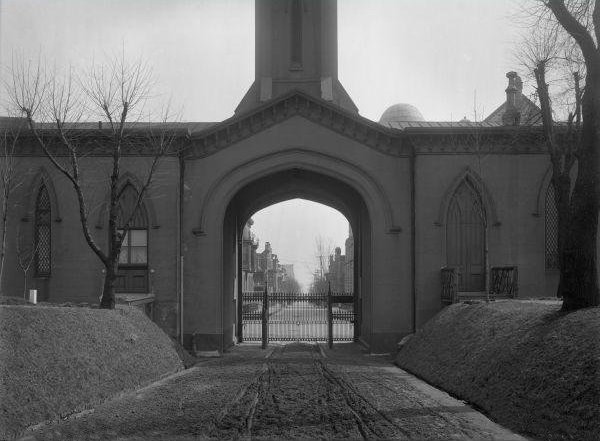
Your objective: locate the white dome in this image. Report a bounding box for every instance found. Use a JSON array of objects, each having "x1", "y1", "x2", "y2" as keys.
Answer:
[{"x1": 379, "y1": 103, "x2": 425, "y2": 124}]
